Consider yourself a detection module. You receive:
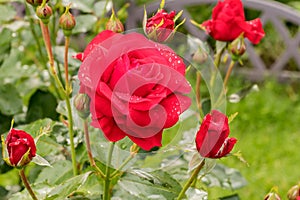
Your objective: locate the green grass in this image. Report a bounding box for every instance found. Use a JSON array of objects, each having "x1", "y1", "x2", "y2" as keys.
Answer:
[{"x1": 210, "y1": 78, "x2": 300, "y2": 199}]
